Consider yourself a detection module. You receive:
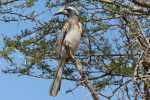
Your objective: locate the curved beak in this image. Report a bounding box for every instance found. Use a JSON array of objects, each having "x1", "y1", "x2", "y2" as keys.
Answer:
[{"x1": 54, "y1": 8, "x2": 67, "y2": 16}]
